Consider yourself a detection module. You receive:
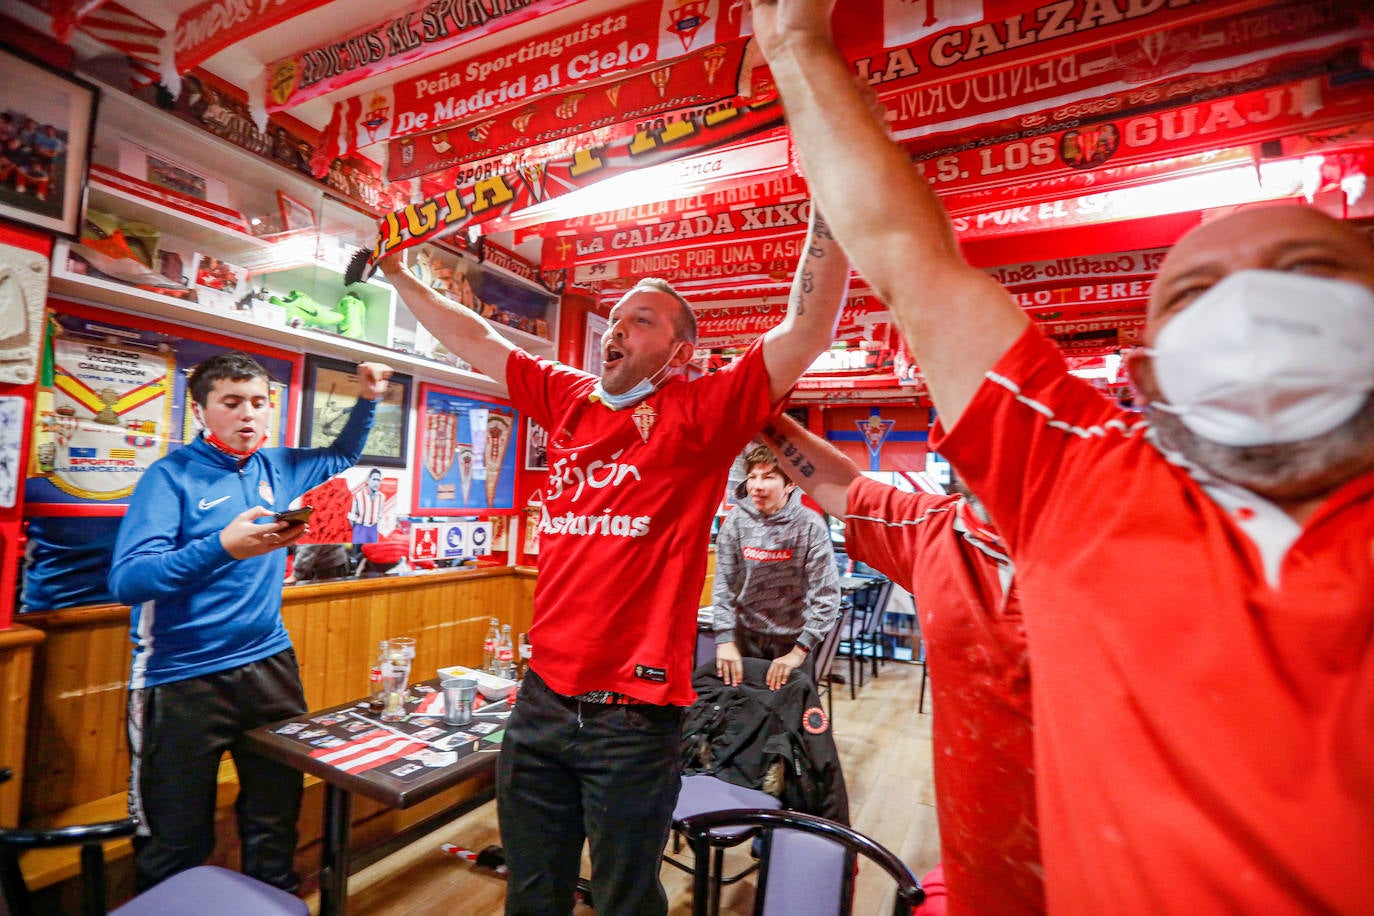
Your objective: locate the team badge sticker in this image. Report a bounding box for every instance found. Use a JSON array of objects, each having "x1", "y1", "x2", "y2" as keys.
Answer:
[
  {"x1": 802, "y1": 706, "x2": 829, "y2": 735},
  {"x1": 632, "y1": 403, "x2": 657, "y2": 442}
]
